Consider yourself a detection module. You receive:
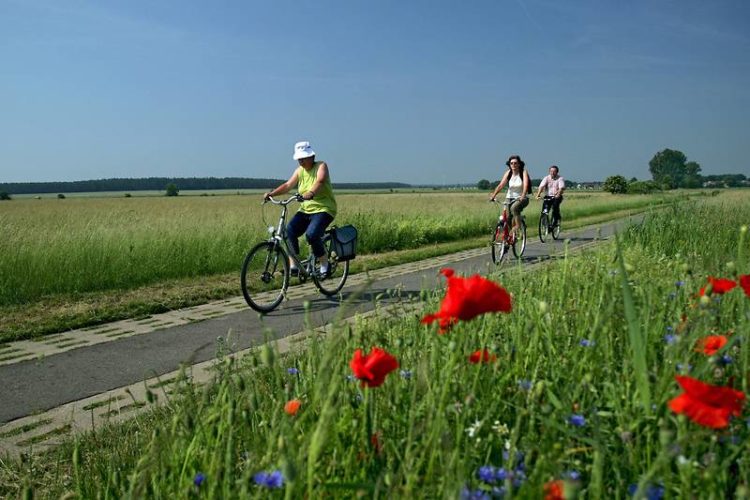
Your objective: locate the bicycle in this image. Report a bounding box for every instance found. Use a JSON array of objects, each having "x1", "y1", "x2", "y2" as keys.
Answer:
[
  {"x1": 538, "y1": 195, "x2": 562, "y2": 243},
  {"x1": 490, "y1": 198, "x2": 527, "y2": 265},
  {"x1": 240, "y1": 194, "x2": 349, "y2": 313}
]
